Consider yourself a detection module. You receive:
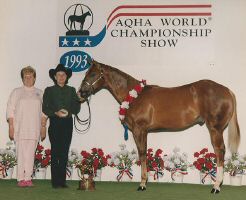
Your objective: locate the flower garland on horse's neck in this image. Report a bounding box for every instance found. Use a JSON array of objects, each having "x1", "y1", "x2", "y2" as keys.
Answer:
[
  {"x1": 104, "y1": 65, "x2": 140, "y2": 103},
  {"x1": 118, "y1": 79, "x2": 146, "y2": 141},
  {"x1": 119, "y1": 79, "x2": 147, "y2": 121}
]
